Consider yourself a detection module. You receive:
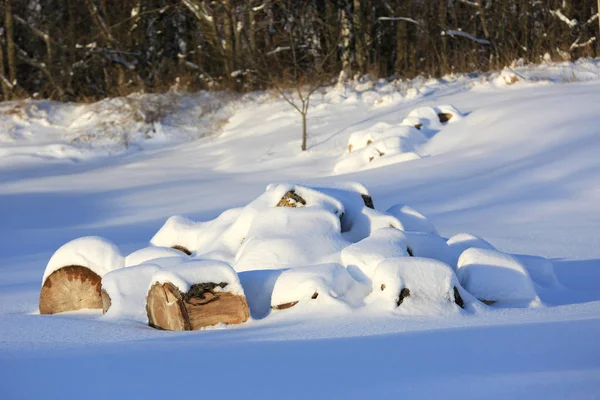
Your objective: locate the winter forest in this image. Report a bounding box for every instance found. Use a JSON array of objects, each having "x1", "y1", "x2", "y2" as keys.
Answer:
[{"x1": 1, "y1": 0, "x2": 599, "y2": 101}]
